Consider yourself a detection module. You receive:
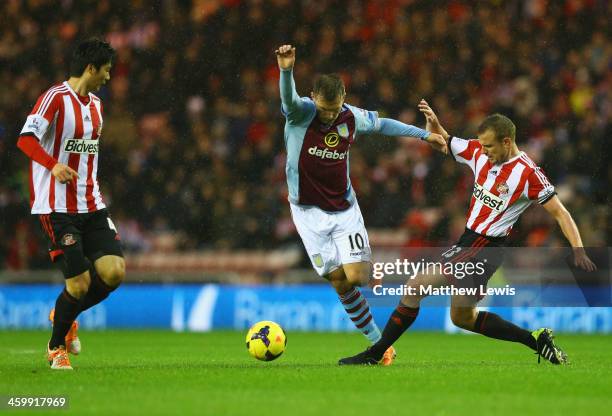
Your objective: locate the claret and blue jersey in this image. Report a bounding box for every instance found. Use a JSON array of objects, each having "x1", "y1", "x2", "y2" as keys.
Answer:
[{"x1": 280, "y1": 68, "x2": 429, "y2": 212}]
